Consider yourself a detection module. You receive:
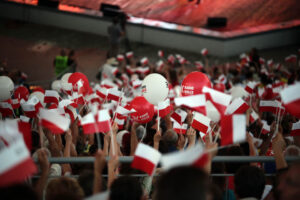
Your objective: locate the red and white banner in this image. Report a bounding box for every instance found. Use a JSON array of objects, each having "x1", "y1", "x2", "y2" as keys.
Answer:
[
  {"x1": 201, "y1": 48, "x2": 208, "y2": 56},
  {"x1": 191, "y1": 112, "x2": 211, "y2": 134},
  {"x1": 81, "y1": 112, "x2": 97, "y2": 134},
  {"x1": 131, "y1": 143, "x2": 162, "y2": 175},
  {"x1": 173, "y1": 122, "x2": 188, "y2": 134},
  {"x1": 96, "y1": 109, "x2": 111, "y2": 133},
  {"x1": 174, "y1": 94, "x2": 206, "y2": 115},
  {"x1": 250, "y1": 111, "x2": 259, "y2": 124},
  {"x1": 280, "y1": 84, "x2": 300, "y2": 118},
  {"x1": 107, "y1": 89, "x2": 123, "y2": 102},
  {"x1": 157, "y1": 99, "x2": 172, "y2": 118},
  {"x1": 245, "y1": 81, "x2": 257, "y2": 94},
  {"x1": 171, "y1": 109, "x2": 187, "y2": 125},
  {"x1": 290, "y1": 121, "x2": 300, "y2": 136},
  {"x1": 20, "y1": 97, "x2": 43, "y2": 118},
  {"x1": 220, "y1": 114, "x2": 246, "y2": 146},
  {"x1": 39, "y1": 108, "x2": 70, "y2": 134},
  {"x1": 285, "y1": 54, "x2": 297, "y2": 63},
  {"x1": 225, "y1": 98, "x2": 249, "y2": 115},
  {"x1": 202, "y1": 86, "x2": 232, "y2": 115},
  {"x1": 161, "y1": 143, "x2": 208, "y2": 170},
  {"x1": 44, "y1": 90, "x2": 60, "y2": 105}
]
